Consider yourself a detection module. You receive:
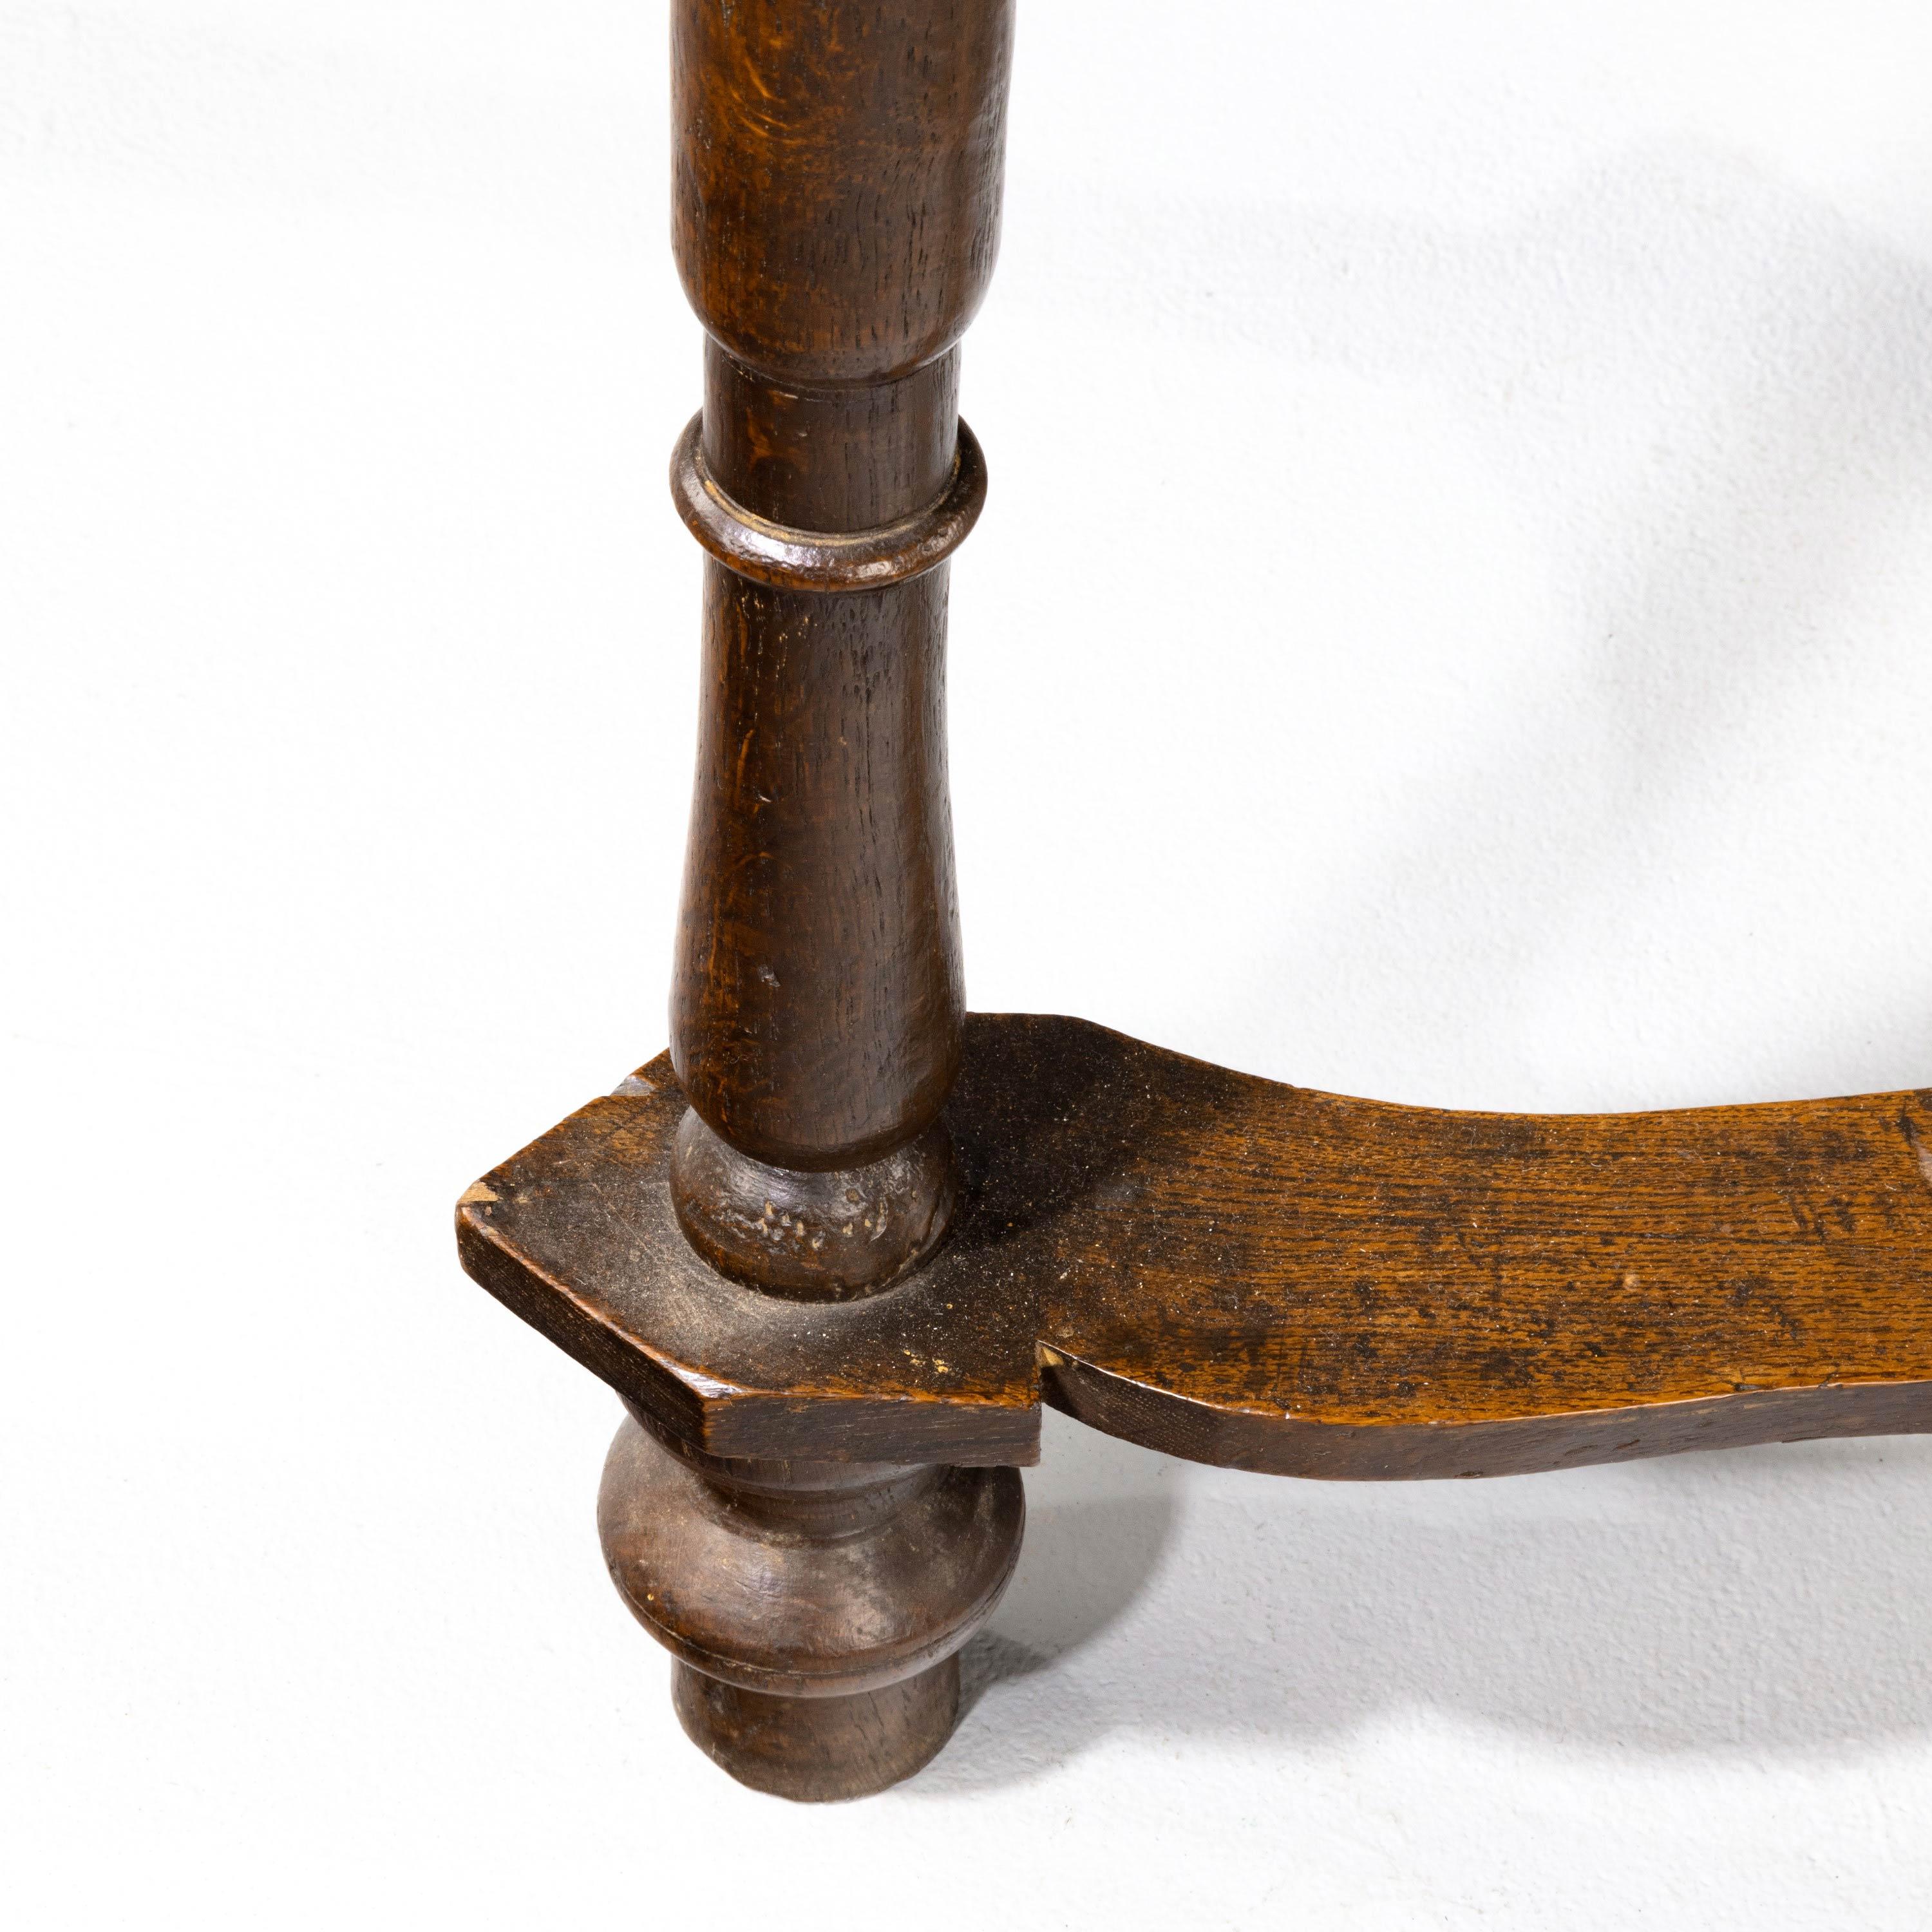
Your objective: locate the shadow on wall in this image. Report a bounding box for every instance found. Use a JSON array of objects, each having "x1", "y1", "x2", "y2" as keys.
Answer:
[
  {"x1": 1014, "y1": 140, "x2": 1932, "y2": 1108},
  {"x1": 1227, "y1": 144, "x2": 1932, "y2": 1106},
  {"x1": 917, "y1": 1412, "x2": 1932, "y2": 1795}
]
